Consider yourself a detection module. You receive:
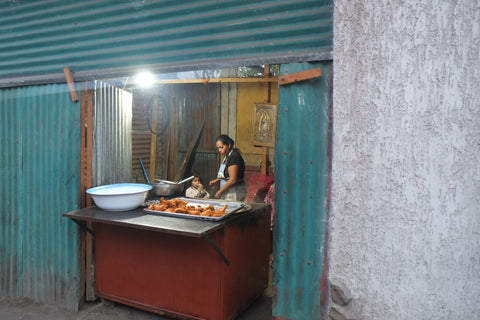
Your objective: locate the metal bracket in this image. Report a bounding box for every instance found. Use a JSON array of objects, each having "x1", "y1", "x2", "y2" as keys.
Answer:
[
  {"x1": 203, "y1": 232, "x2": 230, "y2": 266},
  {"x1": 70, "y1": 218, "x2": 95, "y2": 237}
]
